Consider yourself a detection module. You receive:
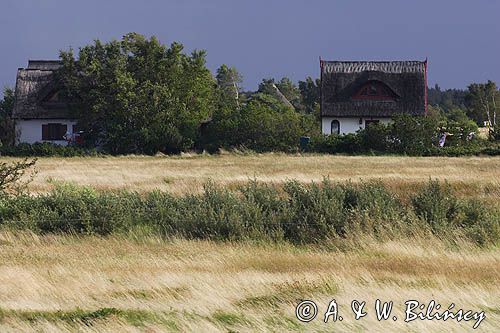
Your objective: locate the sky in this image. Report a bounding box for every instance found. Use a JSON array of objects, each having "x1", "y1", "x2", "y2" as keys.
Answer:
[{"x1": 1, "y1": 0, "x2": 499, "y2": 95}]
